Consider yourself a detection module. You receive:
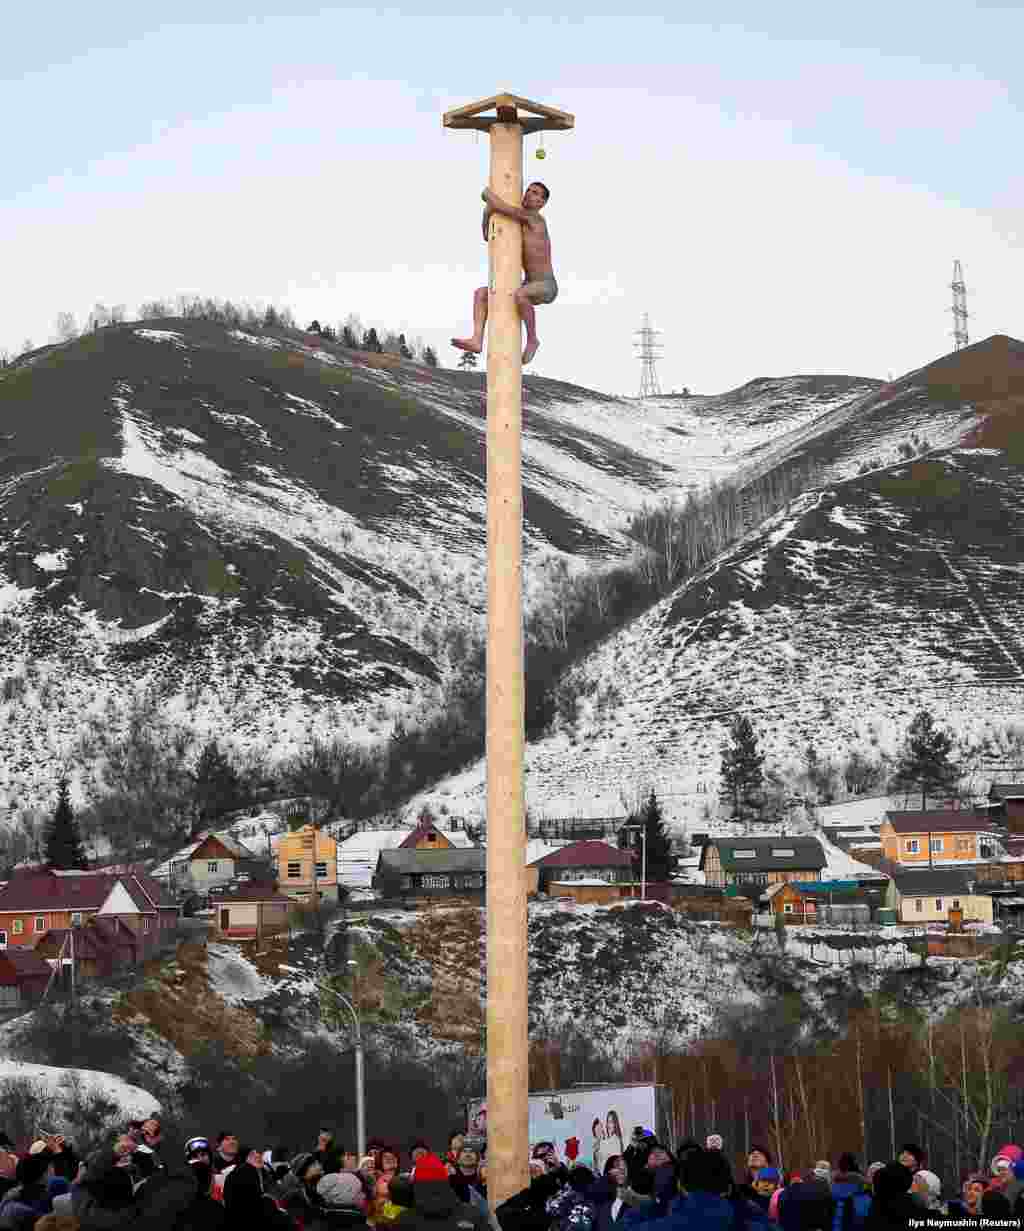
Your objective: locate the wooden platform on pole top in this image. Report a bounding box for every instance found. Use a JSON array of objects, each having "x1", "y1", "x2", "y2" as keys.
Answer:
[
  {"x1": 443, "y1": 89, "x2": 573, "y2": 1210},
  {"x1": 442, "y1": 92, "x2": 574, "y2": 133}
]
